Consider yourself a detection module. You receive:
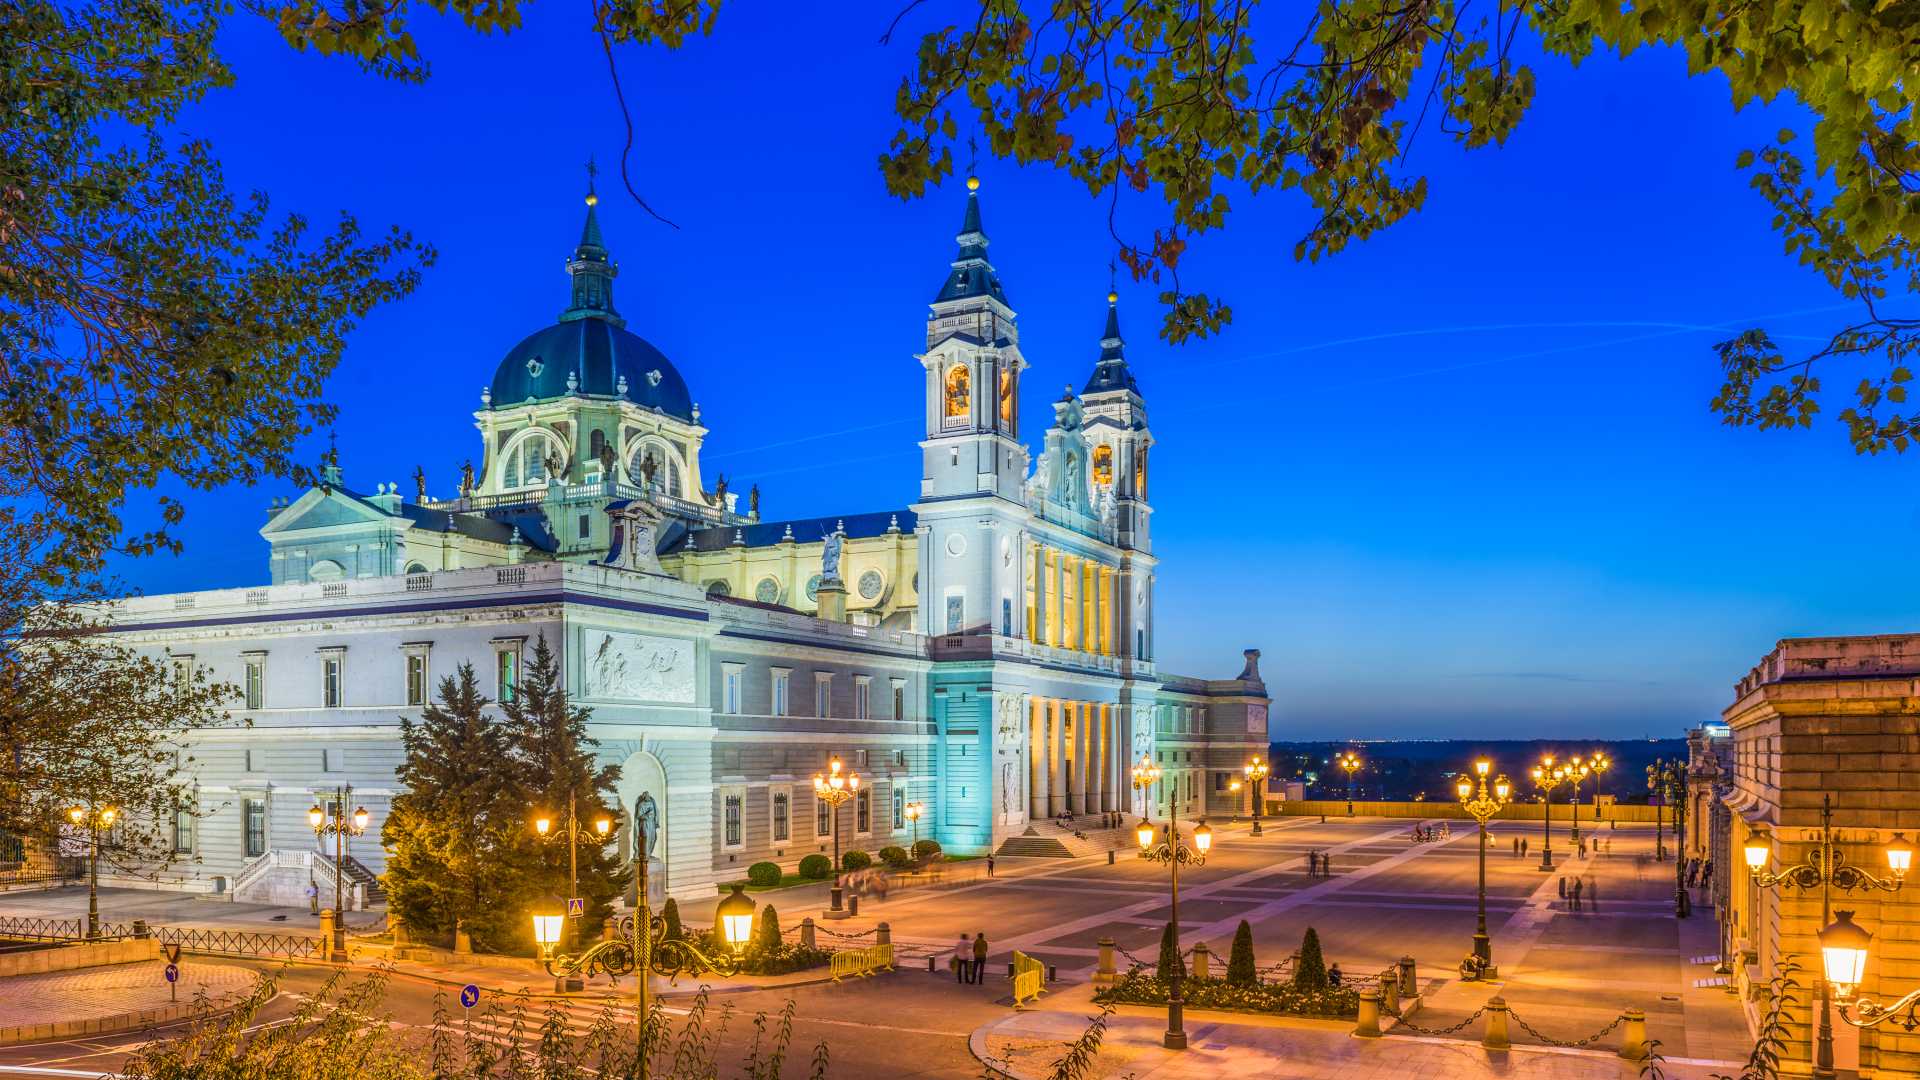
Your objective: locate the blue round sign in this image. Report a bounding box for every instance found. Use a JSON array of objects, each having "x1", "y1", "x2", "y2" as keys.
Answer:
[
  {"x1": 459, "y1": 984, "x2": 480, "y2": 1009},
  {"x1": 164, "y1": 963, "x2": 179, "y2": 983}
]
